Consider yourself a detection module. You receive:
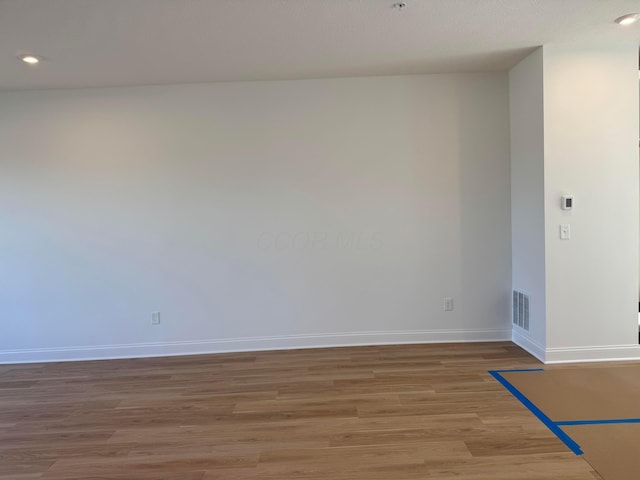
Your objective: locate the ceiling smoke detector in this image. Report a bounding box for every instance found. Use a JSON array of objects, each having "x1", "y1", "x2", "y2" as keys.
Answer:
[{"x1": 393, "y1": 2, "x2": 407, "y2": 11}]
